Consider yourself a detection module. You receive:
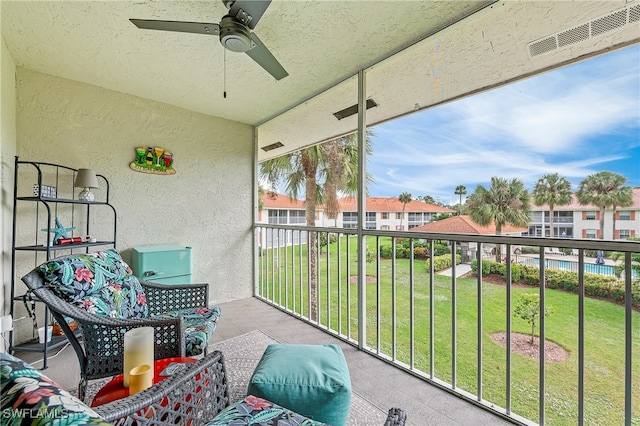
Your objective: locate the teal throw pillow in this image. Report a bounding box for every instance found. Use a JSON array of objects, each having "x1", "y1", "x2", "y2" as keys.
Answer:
[{"x1": 247, "y1": 344, "x2": 352, "y2": 426}]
